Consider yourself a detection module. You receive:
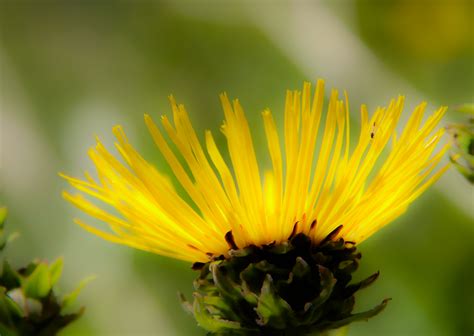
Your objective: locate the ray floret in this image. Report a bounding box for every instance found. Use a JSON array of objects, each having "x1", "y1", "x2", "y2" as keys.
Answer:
[{"x1": 61, "y1": 80, "x2": 449, "y2": 263}]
